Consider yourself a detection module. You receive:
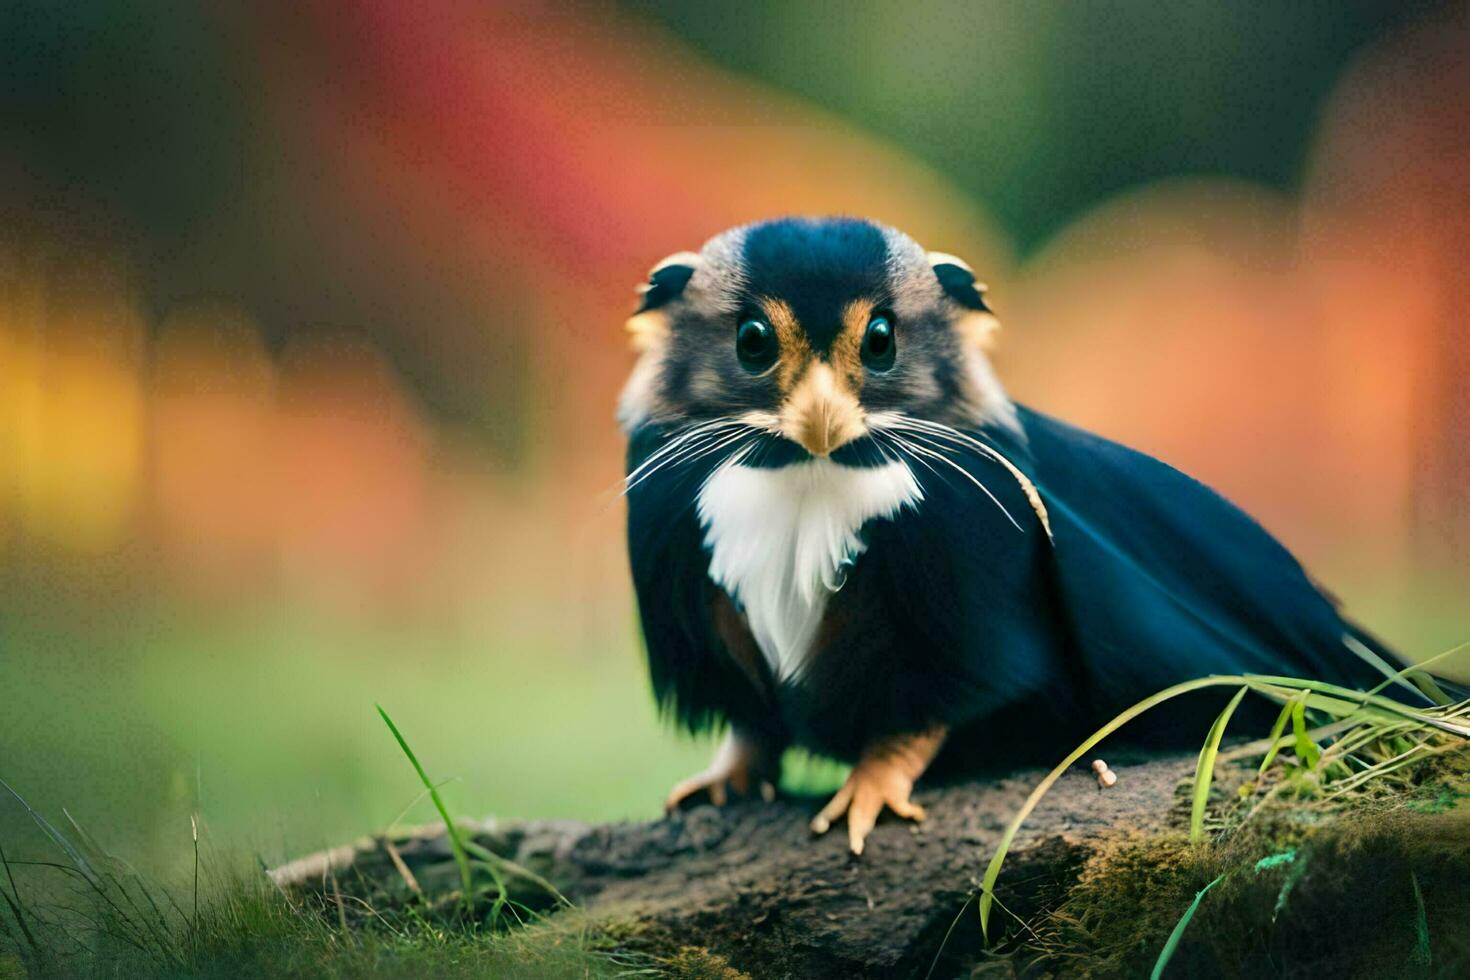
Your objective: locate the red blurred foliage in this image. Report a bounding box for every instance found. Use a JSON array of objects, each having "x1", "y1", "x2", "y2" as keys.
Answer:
[
  {"x1": 2, "y1": 1, "x2": 1465, "y2": 625},
  {"x1": 247, "y1": 0, "x2": 1467, "y2": 581}
]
